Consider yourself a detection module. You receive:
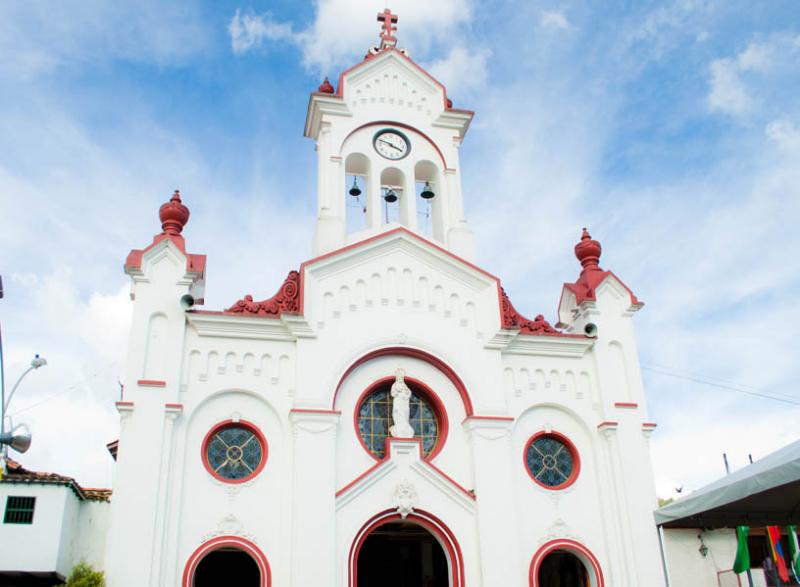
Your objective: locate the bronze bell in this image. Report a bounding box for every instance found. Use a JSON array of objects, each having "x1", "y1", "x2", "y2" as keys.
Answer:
[
  {"x1": 384, "y1": 188, "x2": 398, "y2": 203},
  {"x1": 349, "y1": 177, "x2": 362, "y2": 197},
  {"x1": 420, "y1": 181, "x2": 435, "y2": 199}
]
